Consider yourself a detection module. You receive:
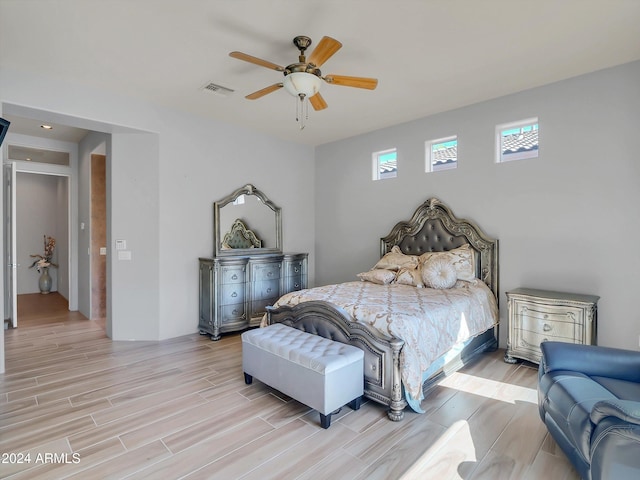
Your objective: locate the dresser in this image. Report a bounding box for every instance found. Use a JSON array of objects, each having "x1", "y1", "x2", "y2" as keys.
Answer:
[
  {"x1": 505, "y1": 288, "x2": 599, "y2": 364},
  {"x1": 198, "y1": 253, "x2": 307, "y2": 340}
]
